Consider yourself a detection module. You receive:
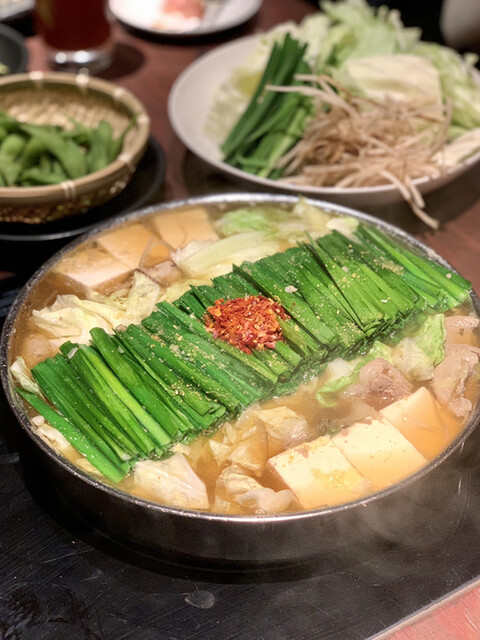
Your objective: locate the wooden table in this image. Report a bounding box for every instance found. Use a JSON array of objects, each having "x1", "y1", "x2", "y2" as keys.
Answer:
[{"x1": 8, "y1": 1, "x2": 480, "y2": 637}]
